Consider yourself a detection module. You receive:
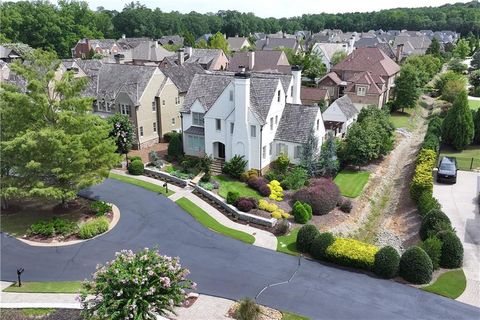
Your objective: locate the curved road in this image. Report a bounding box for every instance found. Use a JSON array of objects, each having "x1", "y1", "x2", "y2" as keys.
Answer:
[{"x1": 1, "y1": 179, "x2": 479, "y2": 319}]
